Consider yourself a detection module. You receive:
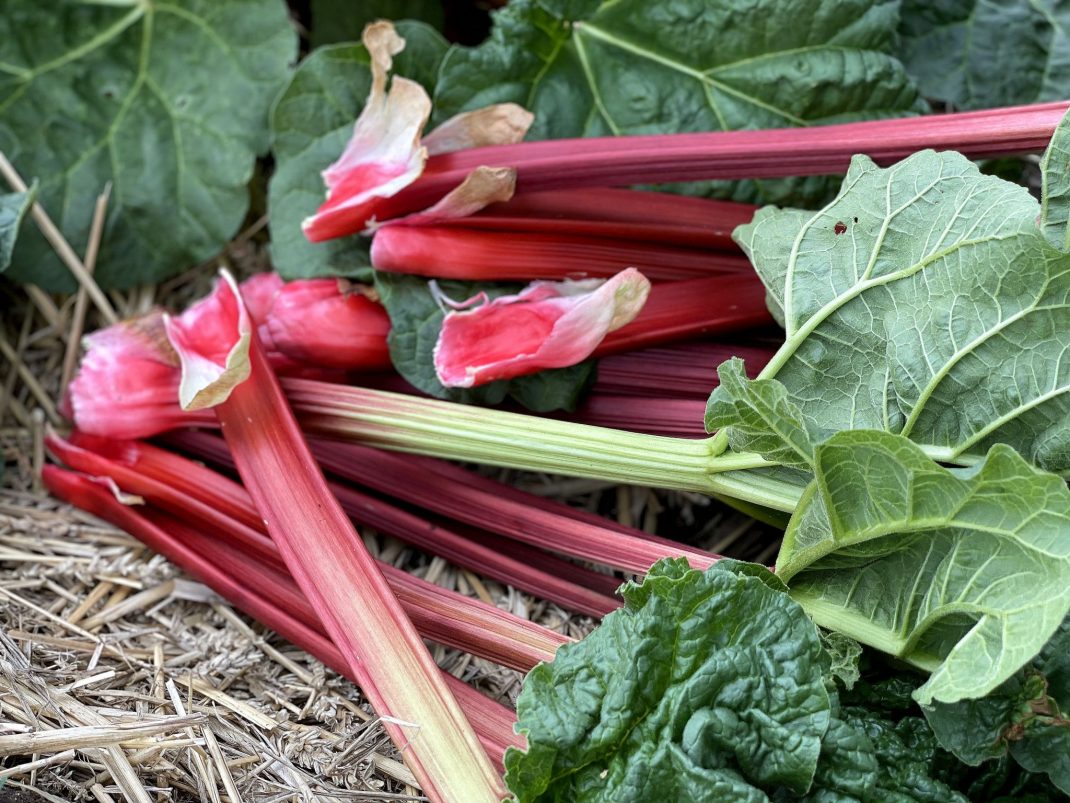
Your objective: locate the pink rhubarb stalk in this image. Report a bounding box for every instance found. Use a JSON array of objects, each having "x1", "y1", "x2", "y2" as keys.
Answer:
[
  {"x1": 594, "y1": 341, "x2": 777, "y2": 399},
  {"x1": 594, "y1": 274, "x2": 773, "y2": 356},
  {"x1": 449, "y1": 187, "x2": 755, "y2": 250},
  {"x1": 261, "y1": 278, "x2": 392, "y2": 370},
  {"x1": 164, "y1": 429, "x2": 625, "y2": 601},
  {"x1": 434, "y1": 268, "x2": 651, "y2": 387},
  {"x1": 357, "y1": 101, "x2": 1070, "y2": 229},
  {"x1": 371, "y1": 225, "x2": 753, "y2": 282},
  {"x1": 289, "y1": 430, "x2": 720, "y2": 575},
  {"x1": 56, "y1": 431, "x2": 615, "y2": 618},
  {"x1": 40, "y1": 466, "x2": 522, "y2": 767},
  {"x1": 161, "y1": 271, "x2": 504, "y2": 801}
]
